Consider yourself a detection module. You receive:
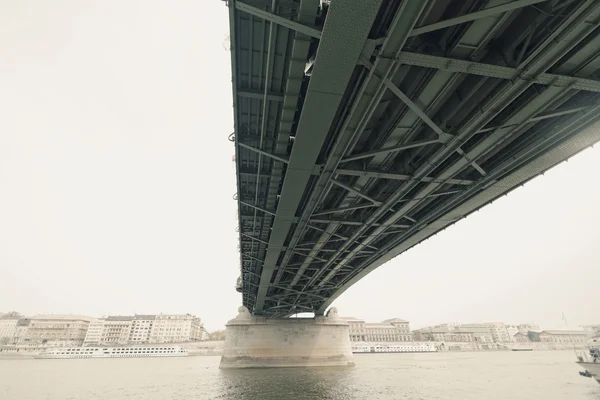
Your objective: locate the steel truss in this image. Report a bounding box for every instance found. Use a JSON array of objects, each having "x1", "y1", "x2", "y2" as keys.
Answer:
[{"x1": 229, "y1": 0, "x2": 600, "y2": 316}]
